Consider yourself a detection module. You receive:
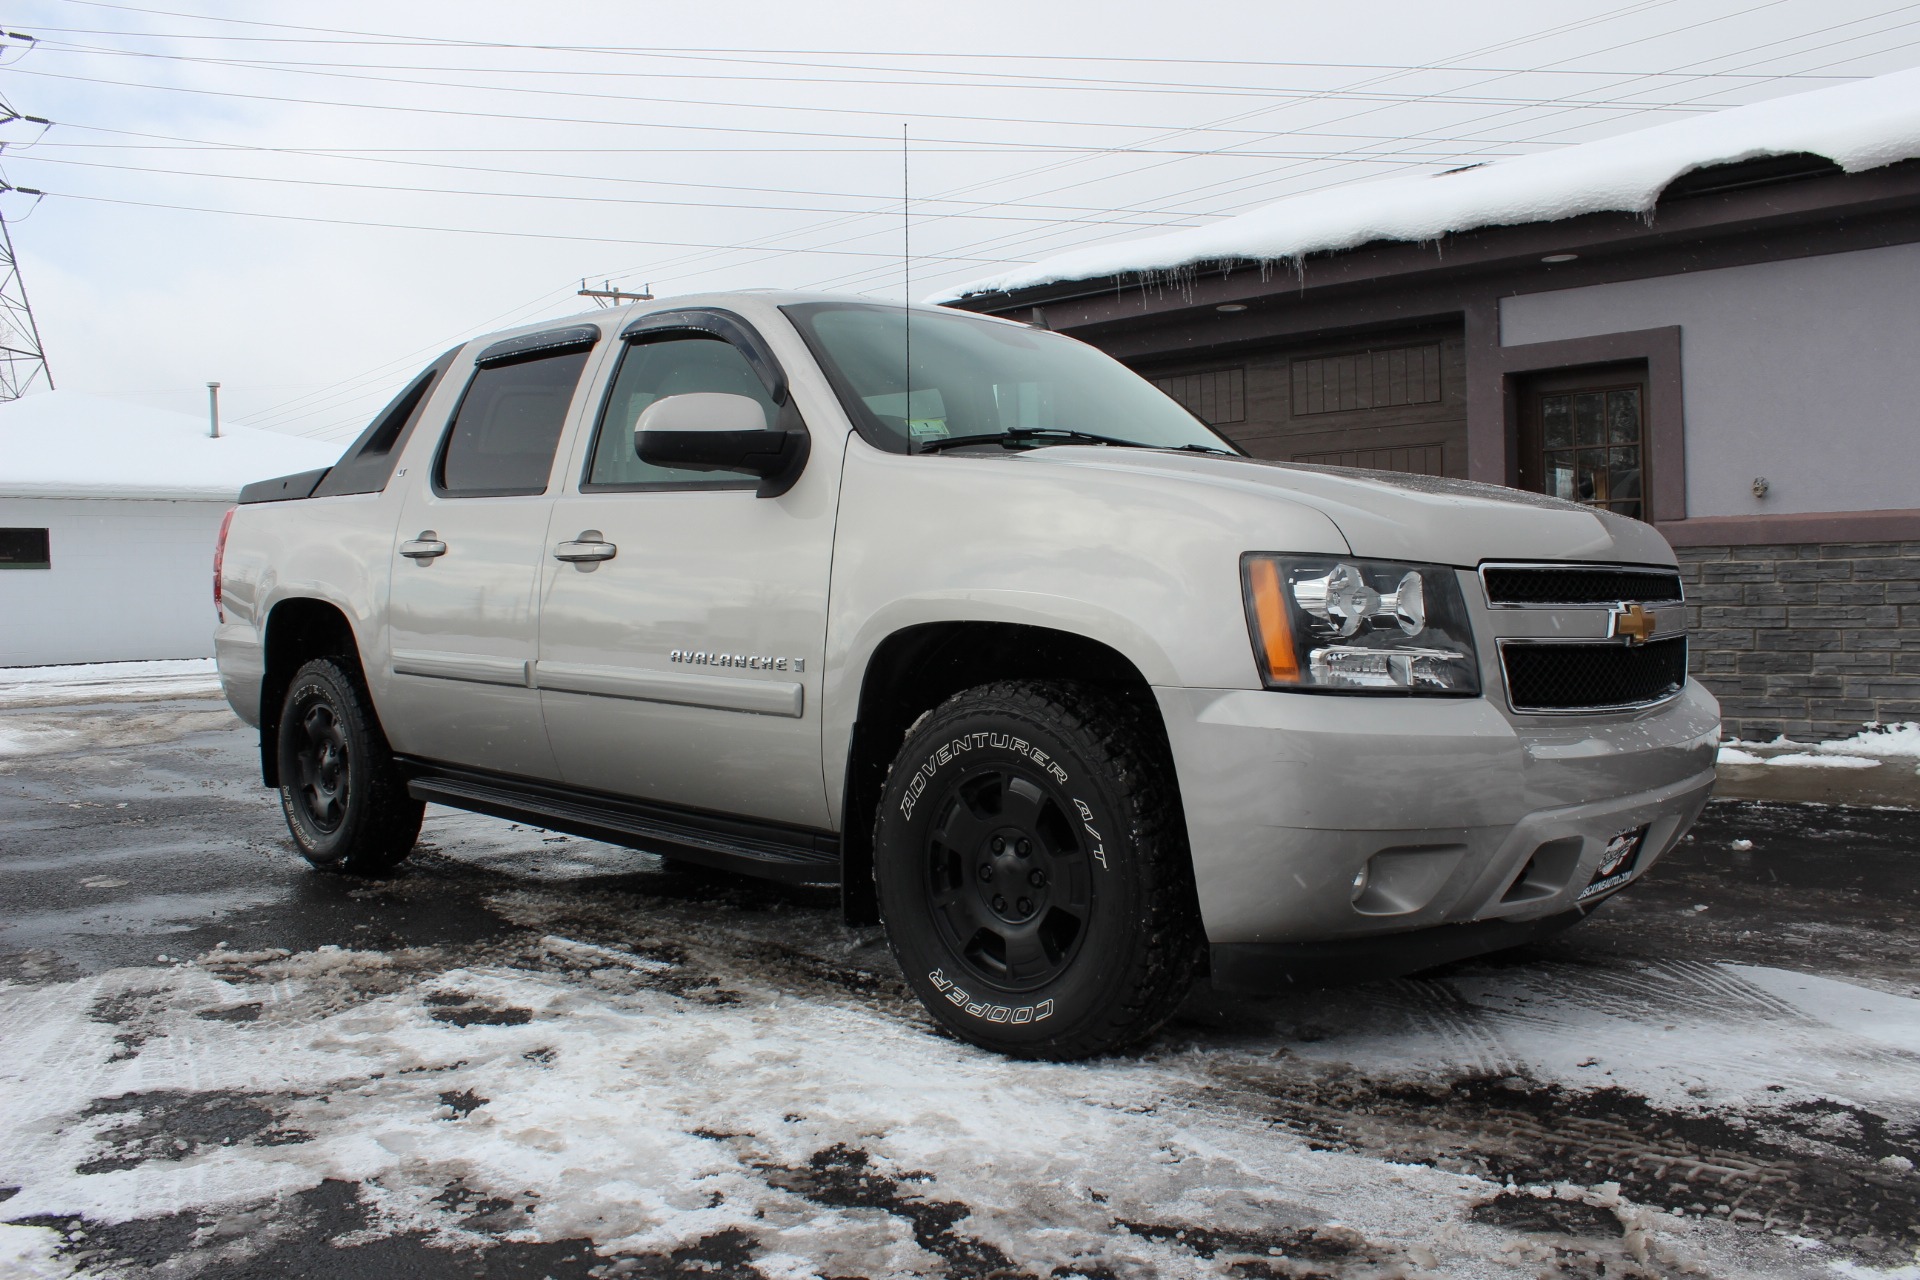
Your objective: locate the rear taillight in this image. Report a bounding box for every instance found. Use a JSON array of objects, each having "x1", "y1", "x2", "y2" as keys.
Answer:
[{"x1": 214, "y1": 507, "x2": 235, "y2": 621}]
